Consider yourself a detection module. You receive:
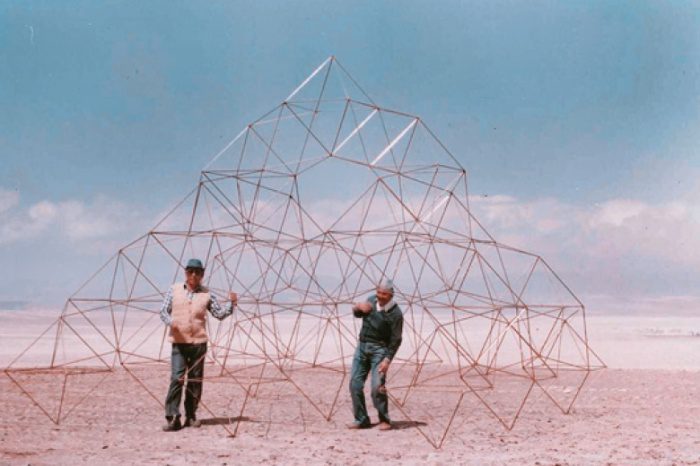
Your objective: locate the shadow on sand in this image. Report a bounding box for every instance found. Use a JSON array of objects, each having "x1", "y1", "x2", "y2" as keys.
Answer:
[
  {"x1": 387, "y1": 420, "x2": 427, "y2": 430},
  {"x1": 201, "y1": 416, "x2": 251, "y2": 426}
]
